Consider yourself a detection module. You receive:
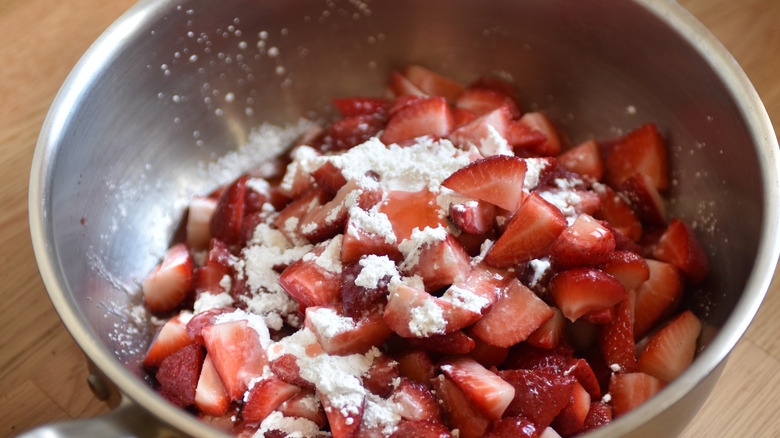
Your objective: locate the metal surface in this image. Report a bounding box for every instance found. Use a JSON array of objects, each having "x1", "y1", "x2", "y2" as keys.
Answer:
[{"x1": 28, "y1": 0, "x2": 780, "y2": 436}]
